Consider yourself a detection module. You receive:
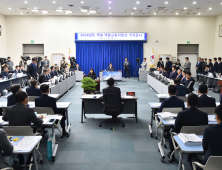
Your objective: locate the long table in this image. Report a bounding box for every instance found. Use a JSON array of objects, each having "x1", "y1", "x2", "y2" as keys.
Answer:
[{"x1": 147, "y1": 75, "x2": 168, "y2": 94}]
